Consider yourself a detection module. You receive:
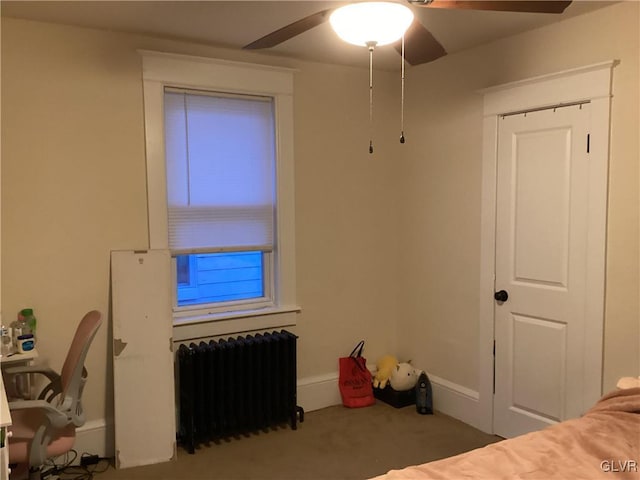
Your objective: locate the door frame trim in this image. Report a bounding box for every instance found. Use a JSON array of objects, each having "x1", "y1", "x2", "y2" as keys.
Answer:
[{"x1": 477, "y1": 61, "x2": 616, "y2": 433}]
